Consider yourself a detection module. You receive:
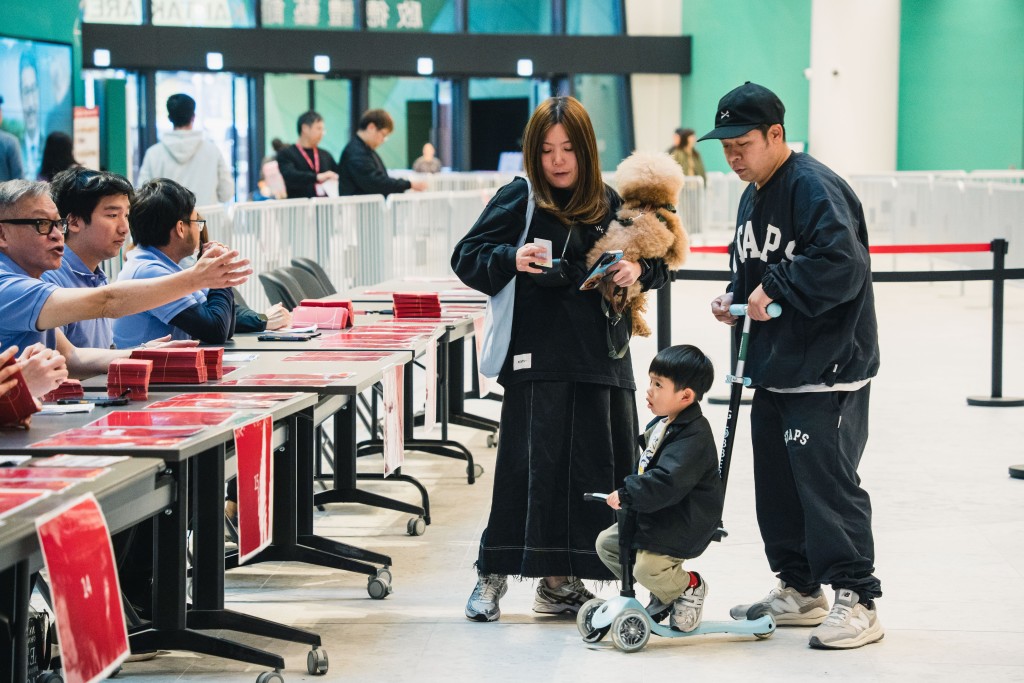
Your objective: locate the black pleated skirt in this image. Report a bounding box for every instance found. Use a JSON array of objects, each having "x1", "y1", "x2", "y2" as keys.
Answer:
[{"x1": 476, "y1": 380, "x2": 639, "y2": 579}]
